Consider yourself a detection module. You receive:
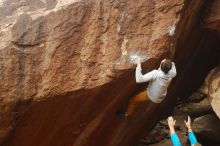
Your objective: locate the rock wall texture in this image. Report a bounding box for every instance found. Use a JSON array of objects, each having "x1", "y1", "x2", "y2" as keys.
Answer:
[
  {"x1": 200, "y1": 65, "x2": 220, "y2": 118},
  {"x1": 203, "y1": 0, "x2": 220, "y2": 30},
  {"x1": 0, "y1": 0, "x2": 219, "y2": 146},
  {"x1": 194, "y1": 113, "x2": 220, "y2": 144},
  {"x1": 0, "y1": 0, "x2": 185, "y2": 145},
  {"x1": 158, "y1": 0, "x2": 219, "y2": 117},
  {"x1": 200, "y1": 0, "x2": 220, "y2": 119}
]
